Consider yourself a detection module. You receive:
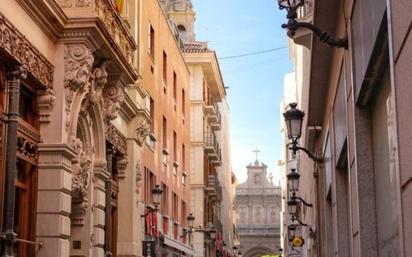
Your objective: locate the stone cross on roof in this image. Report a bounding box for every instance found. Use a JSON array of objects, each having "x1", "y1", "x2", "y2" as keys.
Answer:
[{"x1": 252, "y1": 148, "x2": 261, "y2": 162}]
